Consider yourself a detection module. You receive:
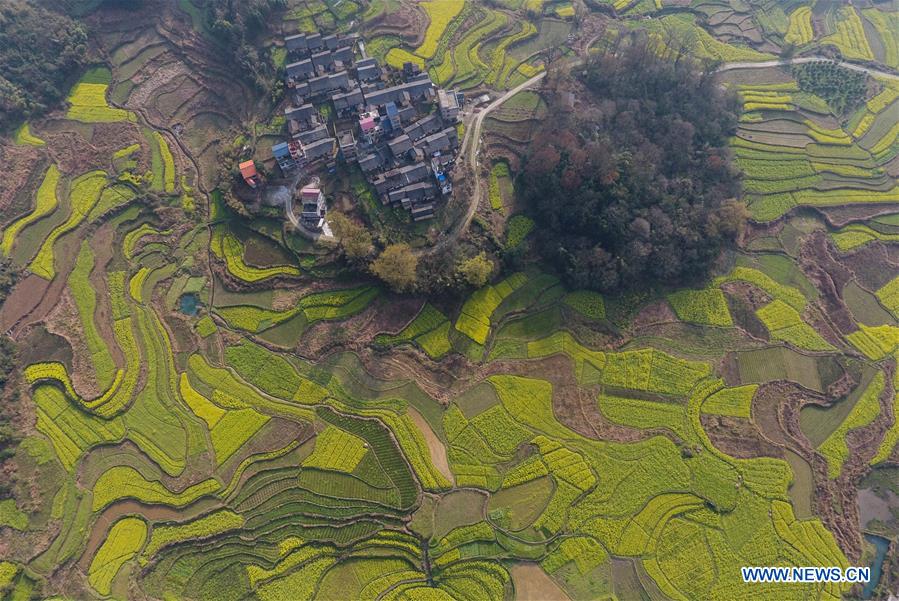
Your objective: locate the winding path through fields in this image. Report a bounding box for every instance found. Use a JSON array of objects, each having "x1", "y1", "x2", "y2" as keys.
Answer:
[
  {"x1": 415, "y1": 70, "x2": 547, "y2": 256},
  {"x1": 717, "y1": 56, "x2": 899, "y2": 80}
]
